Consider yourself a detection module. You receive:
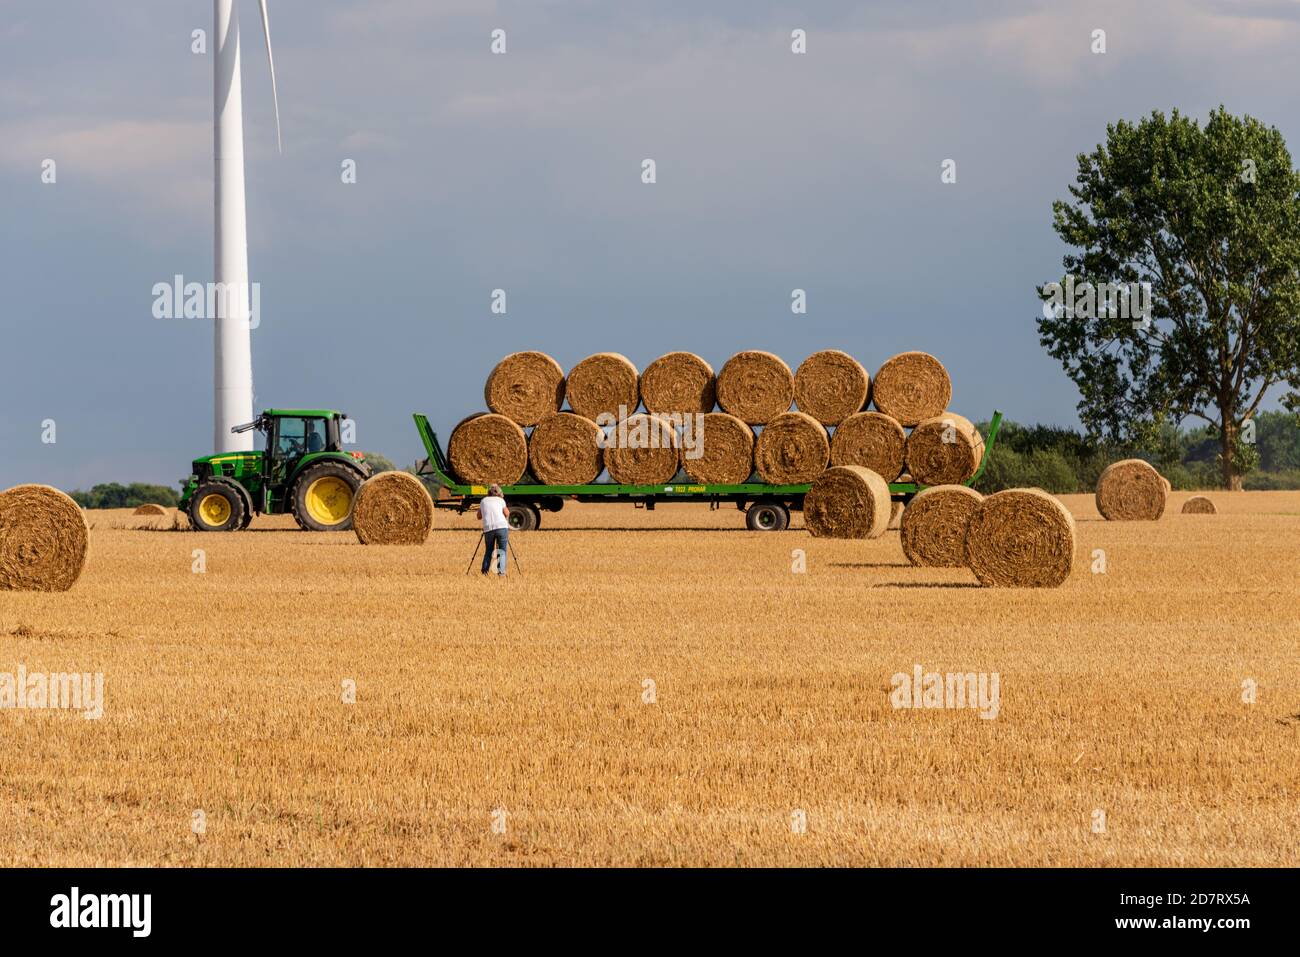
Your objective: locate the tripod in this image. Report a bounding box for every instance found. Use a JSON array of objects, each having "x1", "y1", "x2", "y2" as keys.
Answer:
[{"x1": 464, "y1": 532, "x2": 522, "y2": 576}]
